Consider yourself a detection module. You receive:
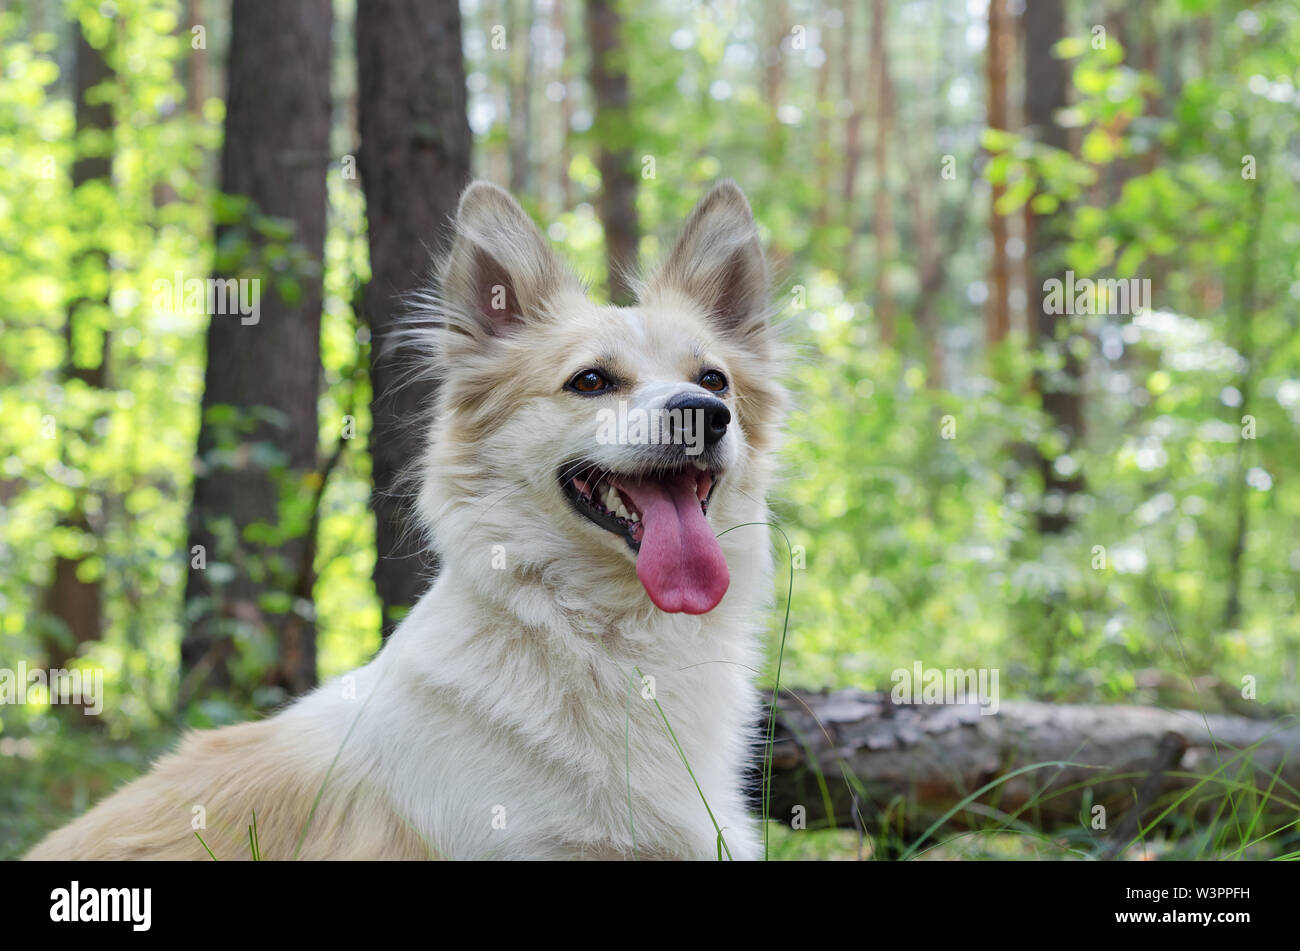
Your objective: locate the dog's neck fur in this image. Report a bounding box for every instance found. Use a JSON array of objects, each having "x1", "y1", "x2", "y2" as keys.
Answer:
[{"x1": 354, "y1": 484, "x2": 773, "y2": 859}]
